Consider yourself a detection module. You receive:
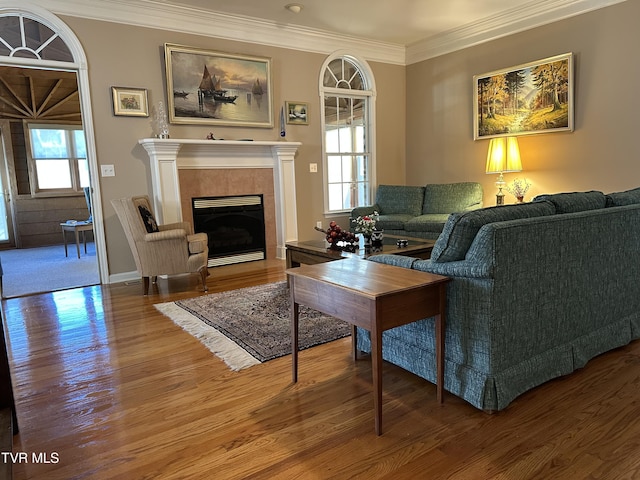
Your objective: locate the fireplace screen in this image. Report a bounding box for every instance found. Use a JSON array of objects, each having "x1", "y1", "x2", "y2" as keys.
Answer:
[{"x1": 192, "y1": 195, "x2": 266, "y2": 267}]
